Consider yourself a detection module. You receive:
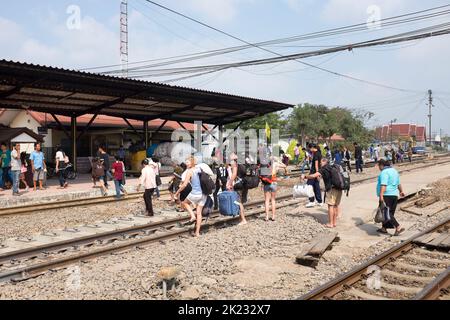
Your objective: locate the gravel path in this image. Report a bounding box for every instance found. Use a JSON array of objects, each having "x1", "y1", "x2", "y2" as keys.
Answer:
[
  {"x1": 0, "y1": 166, "x2": 448, "y2": 300},
  {"x1": 0, "y1": 159, "x2": 440, "y2": 243}
]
